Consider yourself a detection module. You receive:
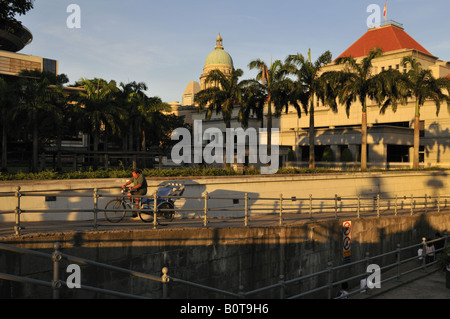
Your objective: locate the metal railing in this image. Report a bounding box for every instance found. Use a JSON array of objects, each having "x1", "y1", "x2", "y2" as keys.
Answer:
[
  {"x1": 1, "y1": 187, "x2": 450, "y2": 236},
  {"x1": 0, "y1": 234, "x2": 447, "y2": 299}
]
